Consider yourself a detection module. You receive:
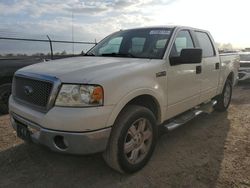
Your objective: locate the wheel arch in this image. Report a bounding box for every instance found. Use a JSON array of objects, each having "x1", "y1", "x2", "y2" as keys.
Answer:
[
  {"x1": 227, "y1": 71, "x2": 234, "y2": 84},
  {"x1": 106, "y1": 89, "x2": 164, "y2": 127},
  {"x1": 217, "y1": 71, "x2": 235, "y2": 95},
  {"x1": 222, "y1": 71, "x2": 234, "y2": 92}
]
